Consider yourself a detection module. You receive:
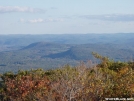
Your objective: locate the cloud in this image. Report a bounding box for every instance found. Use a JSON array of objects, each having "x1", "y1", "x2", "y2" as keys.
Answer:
[
  {"x1": 50, "y1": 7, "x2": 57, "y2": 9},
  {"x1": 28, "y1": 18, "x2": 64, "y2": 23},
  {"x1": 28, "y1": 18, "x2": 44, "y2": 23},
  {"x1": 45, "y1": 18, "x2": 64, "y2": 22},
  {"x1": 0, "y1": 6, "x2": 45, "y2": 13},
  {"x1": 81, "y1": 14, "x2": 134, "y2": 22},
  {"x1": 20, "y1": 18, "x2": 25, "y2": 23}
]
